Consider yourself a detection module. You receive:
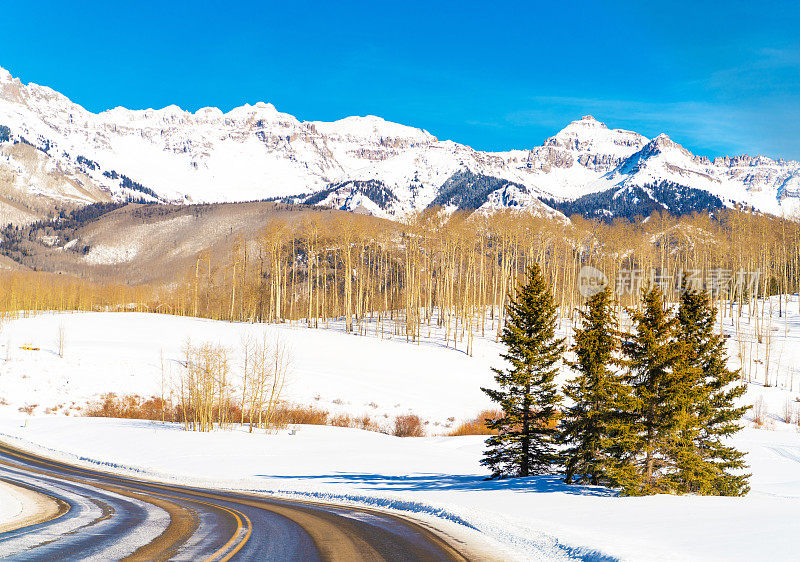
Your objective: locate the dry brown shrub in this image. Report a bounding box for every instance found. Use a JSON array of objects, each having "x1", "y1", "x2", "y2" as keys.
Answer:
[
  {"x1": 18, "y1": 404, "x2": 37, "y2": 415},
  {"x1": 328, "y1": 412, "x2": 386, "y2": 432},
  {"x1": 83, "y1": 394, "x2": 330, "y2": 428},
  {"x1": 85, "y1": 393, "x2": 174, "y2": 420},
  {"x1": 447, "y1": 409, "x2": 503, "y2": 436},
  {"x1": 782, "y1": 397, "x2": 795, "y2": 425},
  {"x1": 270, "y1": 403, "x2": 329, "y2": 426},
  {"x1": 330, "y1": 413, "x2": 352, "y2": 427},
  {"x1": 79, "y1": 393, "x2": 416, "y2": 437},
  {"x1": 355, "y1": 414, "x2": 385, "y2": 432},
  {"x1": 394, "y1": 414, "x2": 424, "y2": 437}
]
